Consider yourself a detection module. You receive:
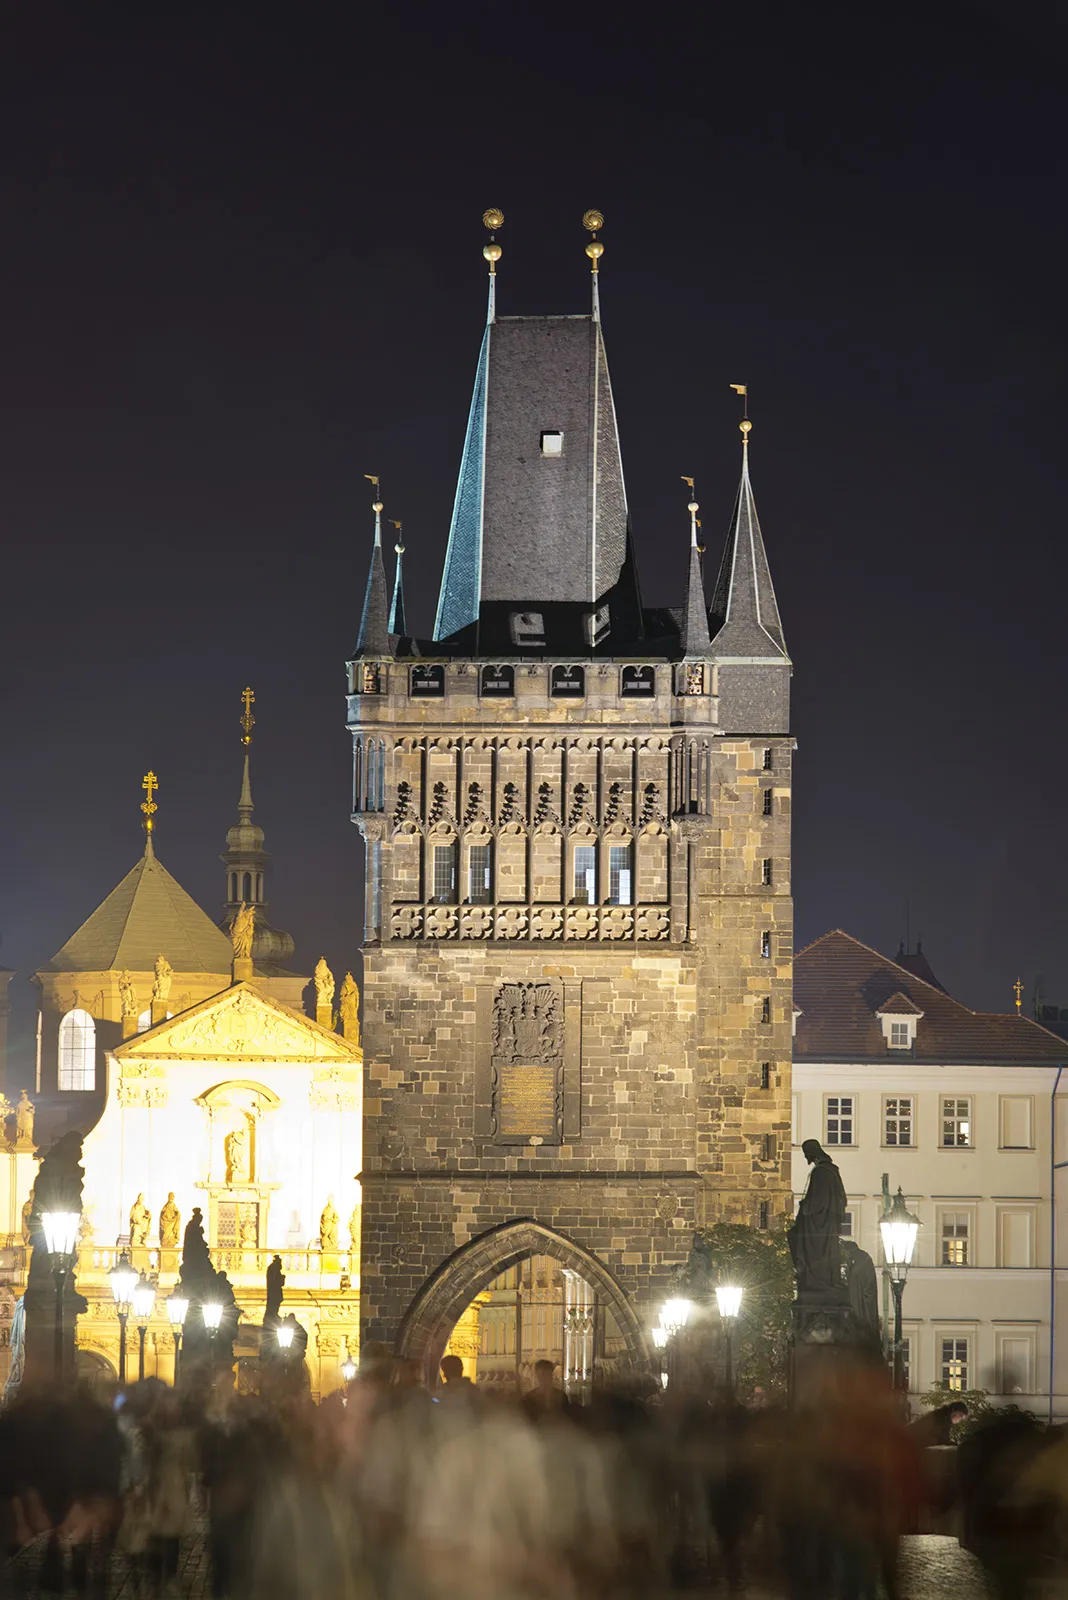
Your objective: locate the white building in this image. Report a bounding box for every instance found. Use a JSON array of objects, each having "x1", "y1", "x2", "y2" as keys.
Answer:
[{"x1": 793, "y1": 931, "x2": 1067, "y2": 1412}]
